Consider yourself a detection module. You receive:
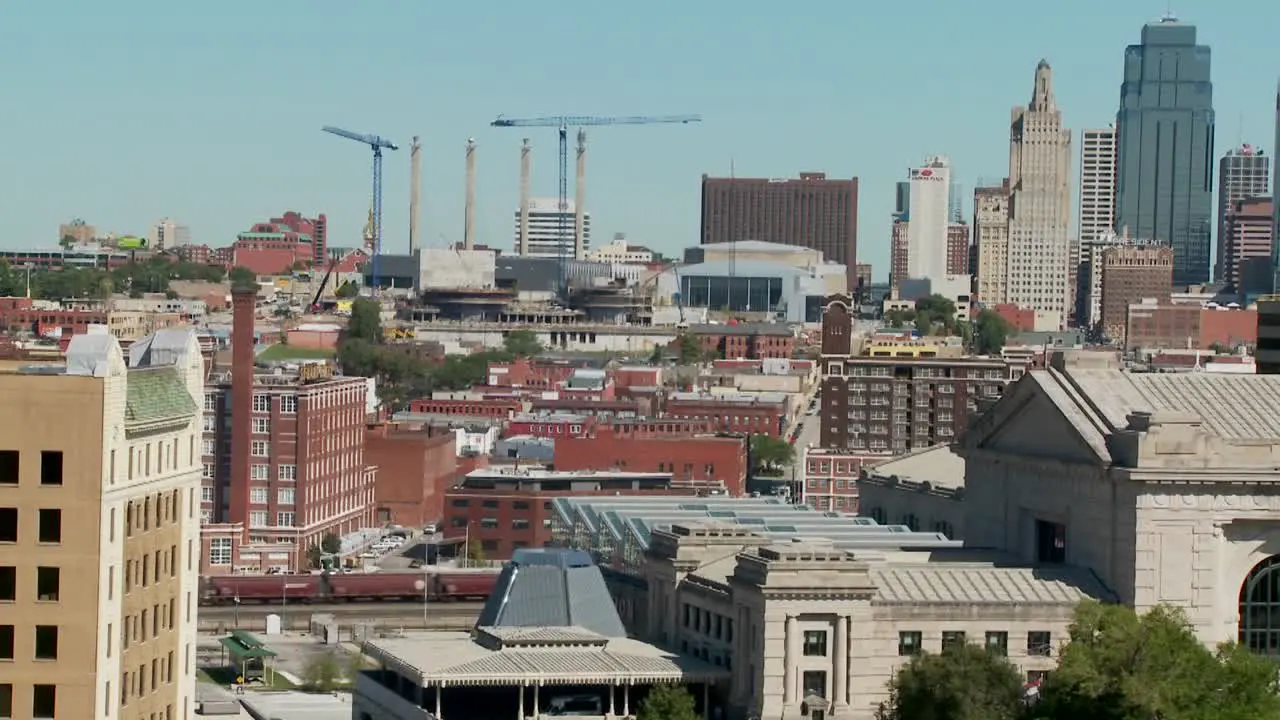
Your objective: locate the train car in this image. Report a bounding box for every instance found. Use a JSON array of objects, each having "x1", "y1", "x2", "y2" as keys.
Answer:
[
  {"x1": 432, "y1": 571, "x2": 498, "y2": 601},
  {"x1": 326, "y1": 572, "x2": 428, "y2": 602},
  {"x1": 201, "y1": 575, "x2": 322, "y2": 605}
]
